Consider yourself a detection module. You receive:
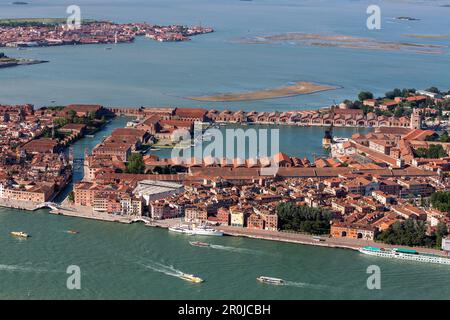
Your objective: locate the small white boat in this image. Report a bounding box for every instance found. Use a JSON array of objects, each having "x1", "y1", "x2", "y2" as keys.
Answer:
[
  {"x1": 169, "y1": 225, "x2": 223, "y2": 236},
  {"x1": 10, "y1": 231, "x2": 29, "y2": 238},
  {"x1": 179, "y1": 273, "x2": 204, "y2": 283},
  {"x1": 257, "y1": 276, "x2": 284, "y2": 285}
]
